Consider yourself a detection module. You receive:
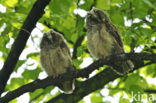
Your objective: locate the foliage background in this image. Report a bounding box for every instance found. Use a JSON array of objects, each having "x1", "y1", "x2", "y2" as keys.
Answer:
[{"x1": 0, "y1": 0, "x2": 156, "y2": 102}]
